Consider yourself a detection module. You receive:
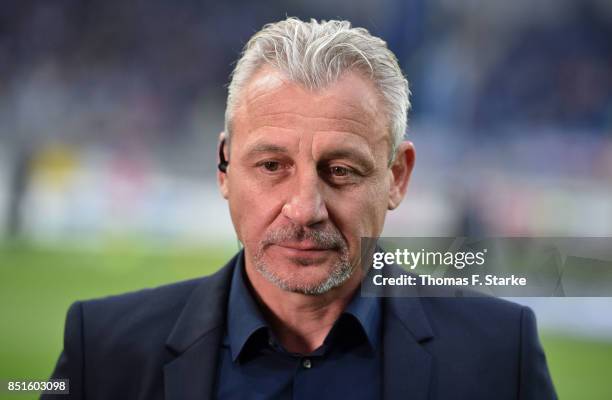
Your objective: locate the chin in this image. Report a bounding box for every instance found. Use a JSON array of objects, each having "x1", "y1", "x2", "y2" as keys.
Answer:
[{"x1": 255, "y1": 256, "x2": 355, "y2": 296}]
